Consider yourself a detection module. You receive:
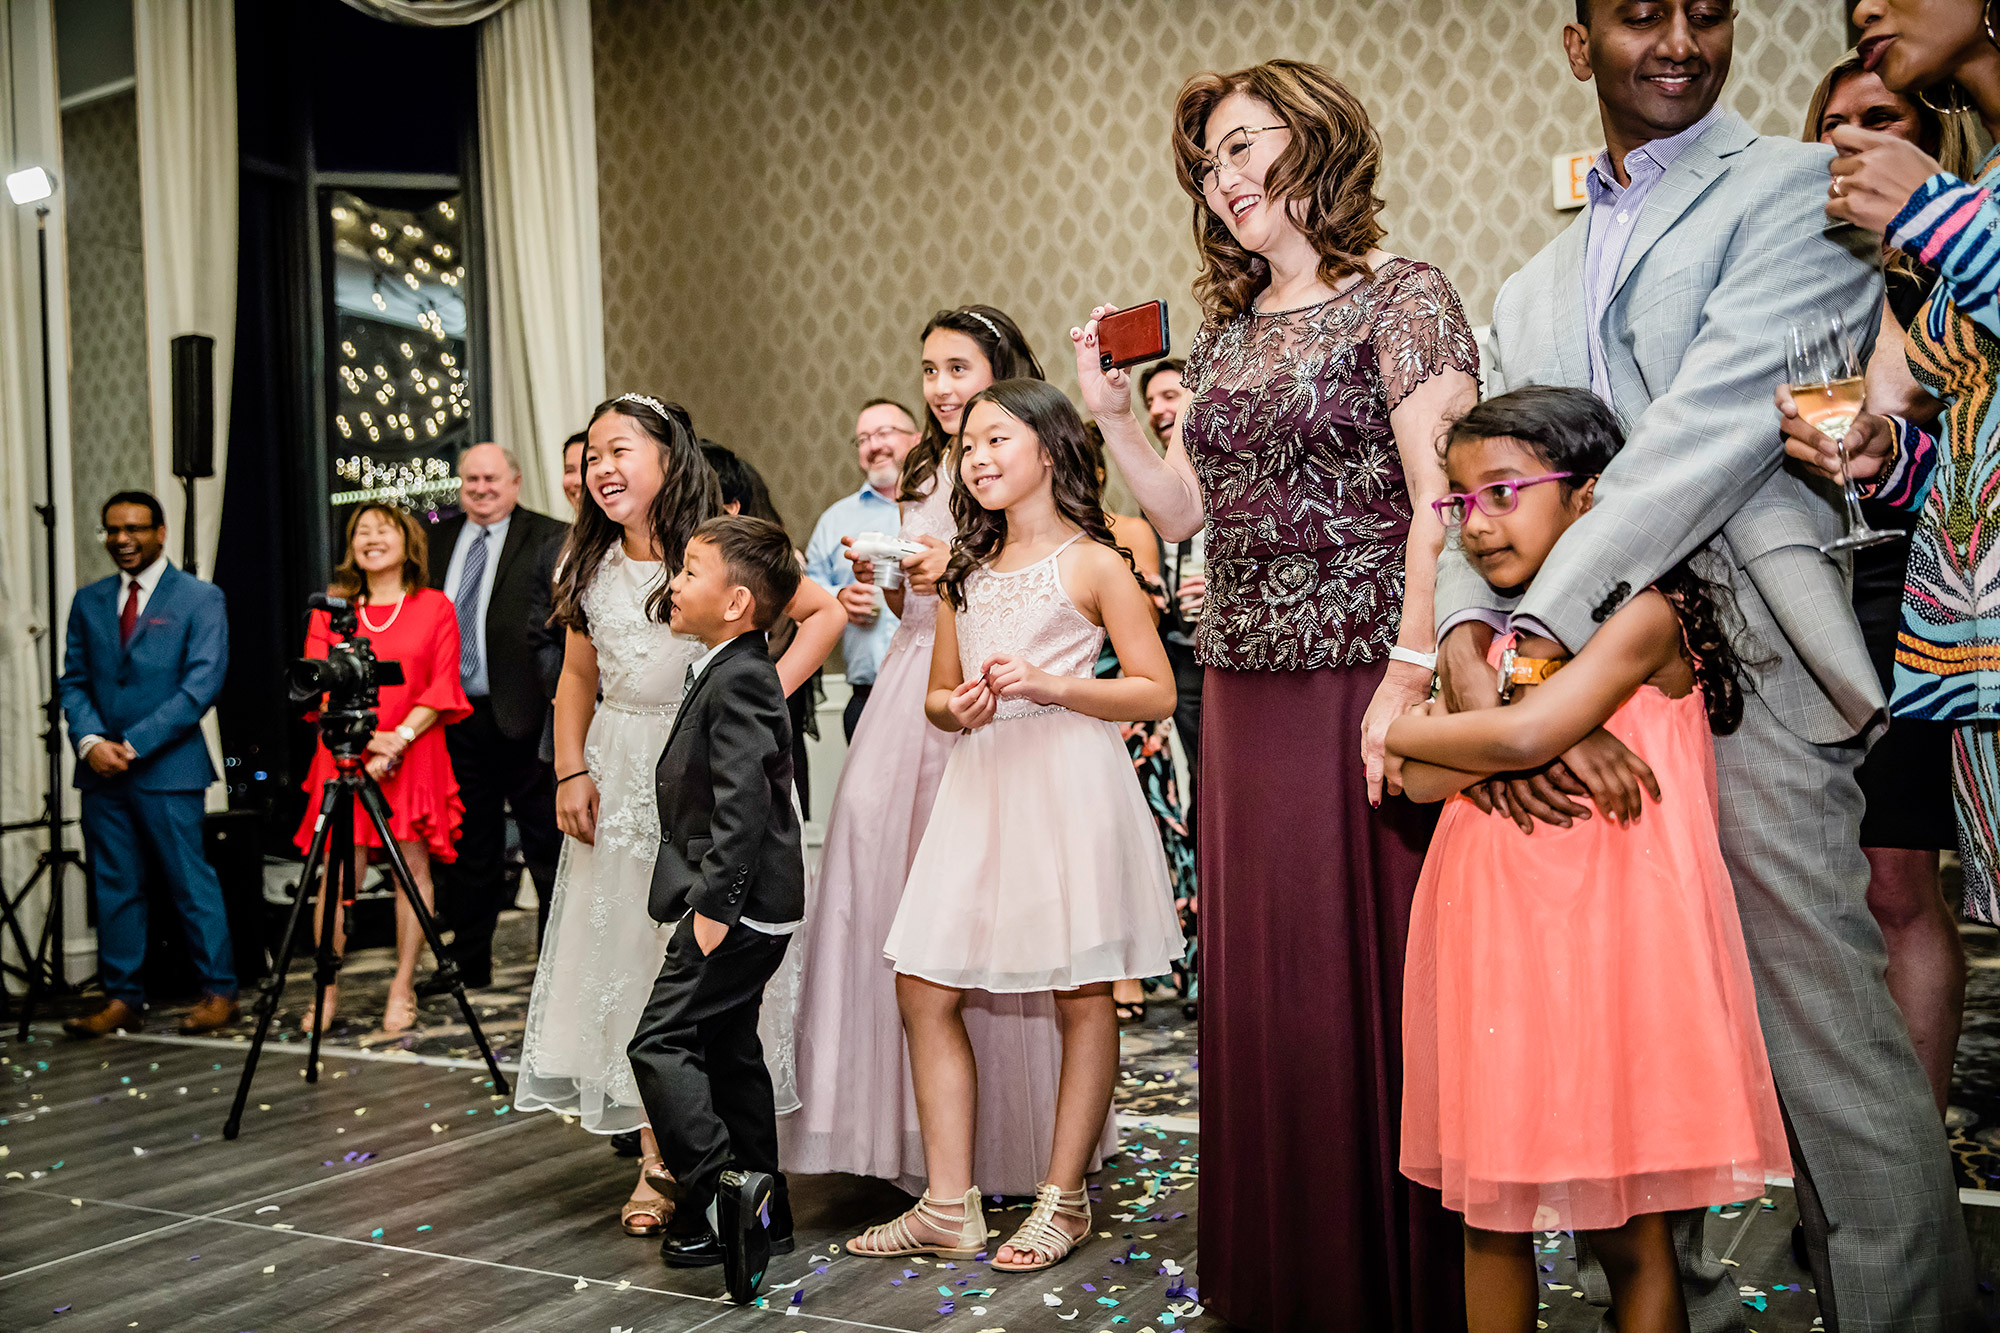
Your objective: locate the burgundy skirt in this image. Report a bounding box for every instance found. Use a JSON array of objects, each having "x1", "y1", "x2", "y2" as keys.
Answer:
[{"x1": 1197, "y1": 662, "x2": 1461, "y2": 1332}]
